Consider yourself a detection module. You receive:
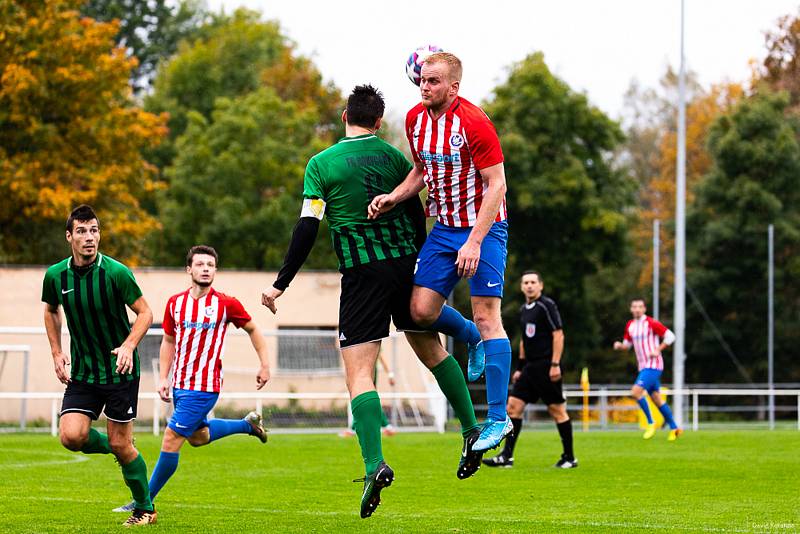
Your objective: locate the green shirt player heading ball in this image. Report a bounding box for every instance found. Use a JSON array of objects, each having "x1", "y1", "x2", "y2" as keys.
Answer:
[
  {"x1": 262, "y1": 85, "x2": 483, "y2": 519},
  {"x1": 41, "y1": 204, "x2": 157, "y2": 527}
]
